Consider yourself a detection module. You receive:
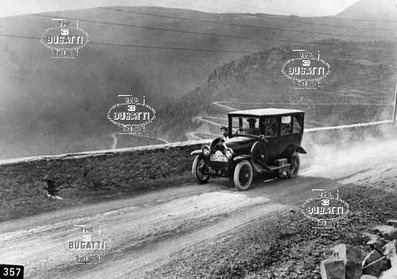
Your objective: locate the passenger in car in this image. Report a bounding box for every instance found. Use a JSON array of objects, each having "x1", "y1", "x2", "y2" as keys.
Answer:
[{"x1": 265, "y1": 117, "x2": 278, "y2": 137}]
